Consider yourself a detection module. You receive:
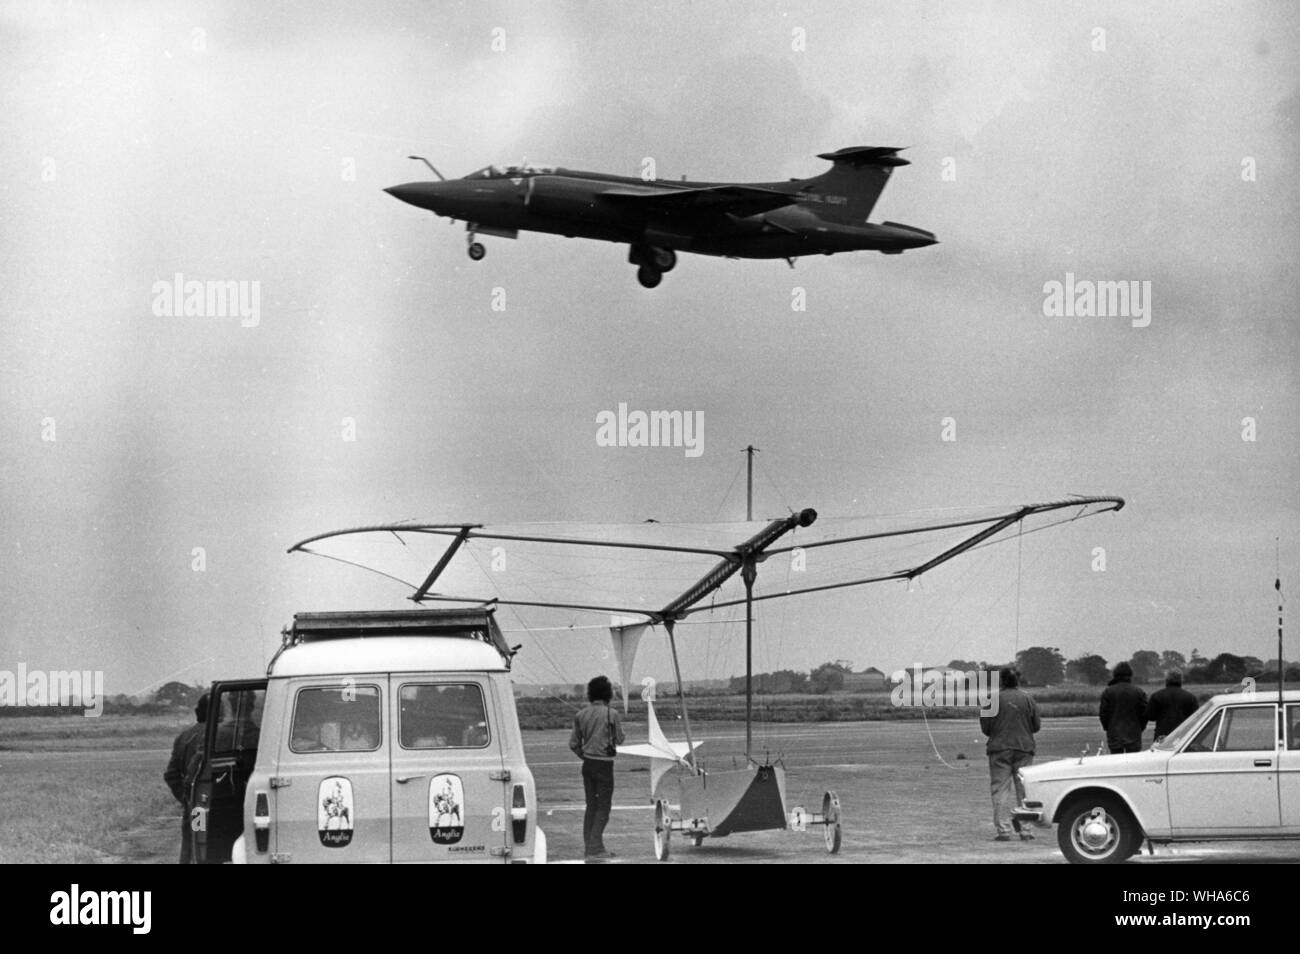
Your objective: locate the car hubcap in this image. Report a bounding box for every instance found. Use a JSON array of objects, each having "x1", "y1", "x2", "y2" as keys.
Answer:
[{"x1": 1078, "y1": 810, "x2": 1115, "y2": 853}]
